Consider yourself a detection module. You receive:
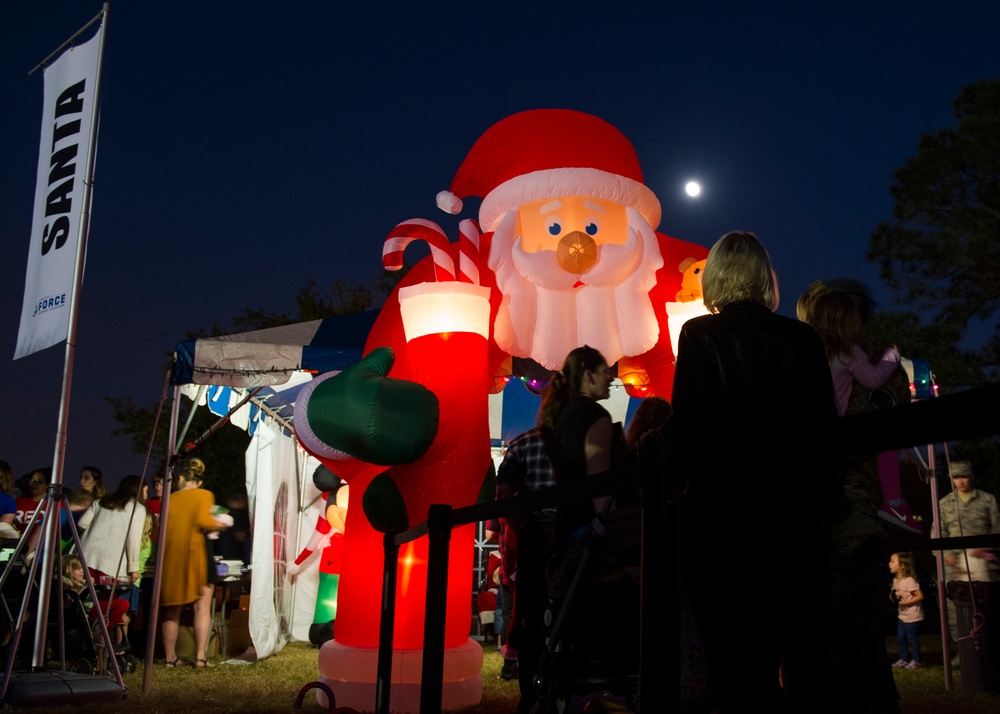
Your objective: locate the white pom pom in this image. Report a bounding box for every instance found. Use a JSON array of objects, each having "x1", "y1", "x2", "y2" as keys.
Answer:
[{"x1": 436, "y1": 190, "x2": 463, "y2": 214}]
